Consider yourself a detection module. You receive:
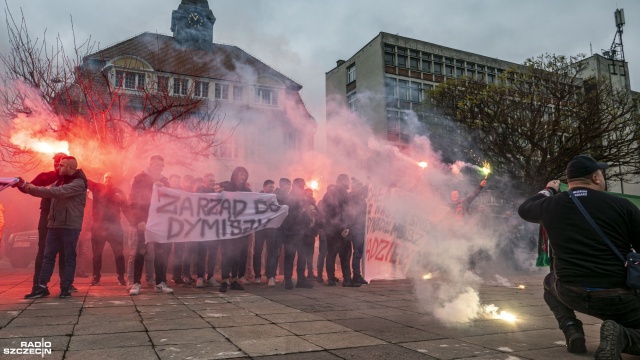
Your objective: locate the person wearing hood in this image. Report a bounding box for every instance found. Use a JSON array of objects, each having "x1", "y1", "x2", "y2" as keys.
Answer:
[
  {"x1": 219, "y1": 166, "x2": 251, "y2": 292},
  {"x1": 127, "y1": 155, "x2": 172, "y2": 296},
  {"x1": 16, "y1": 156, "x2": 88, "y2": 299}
]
